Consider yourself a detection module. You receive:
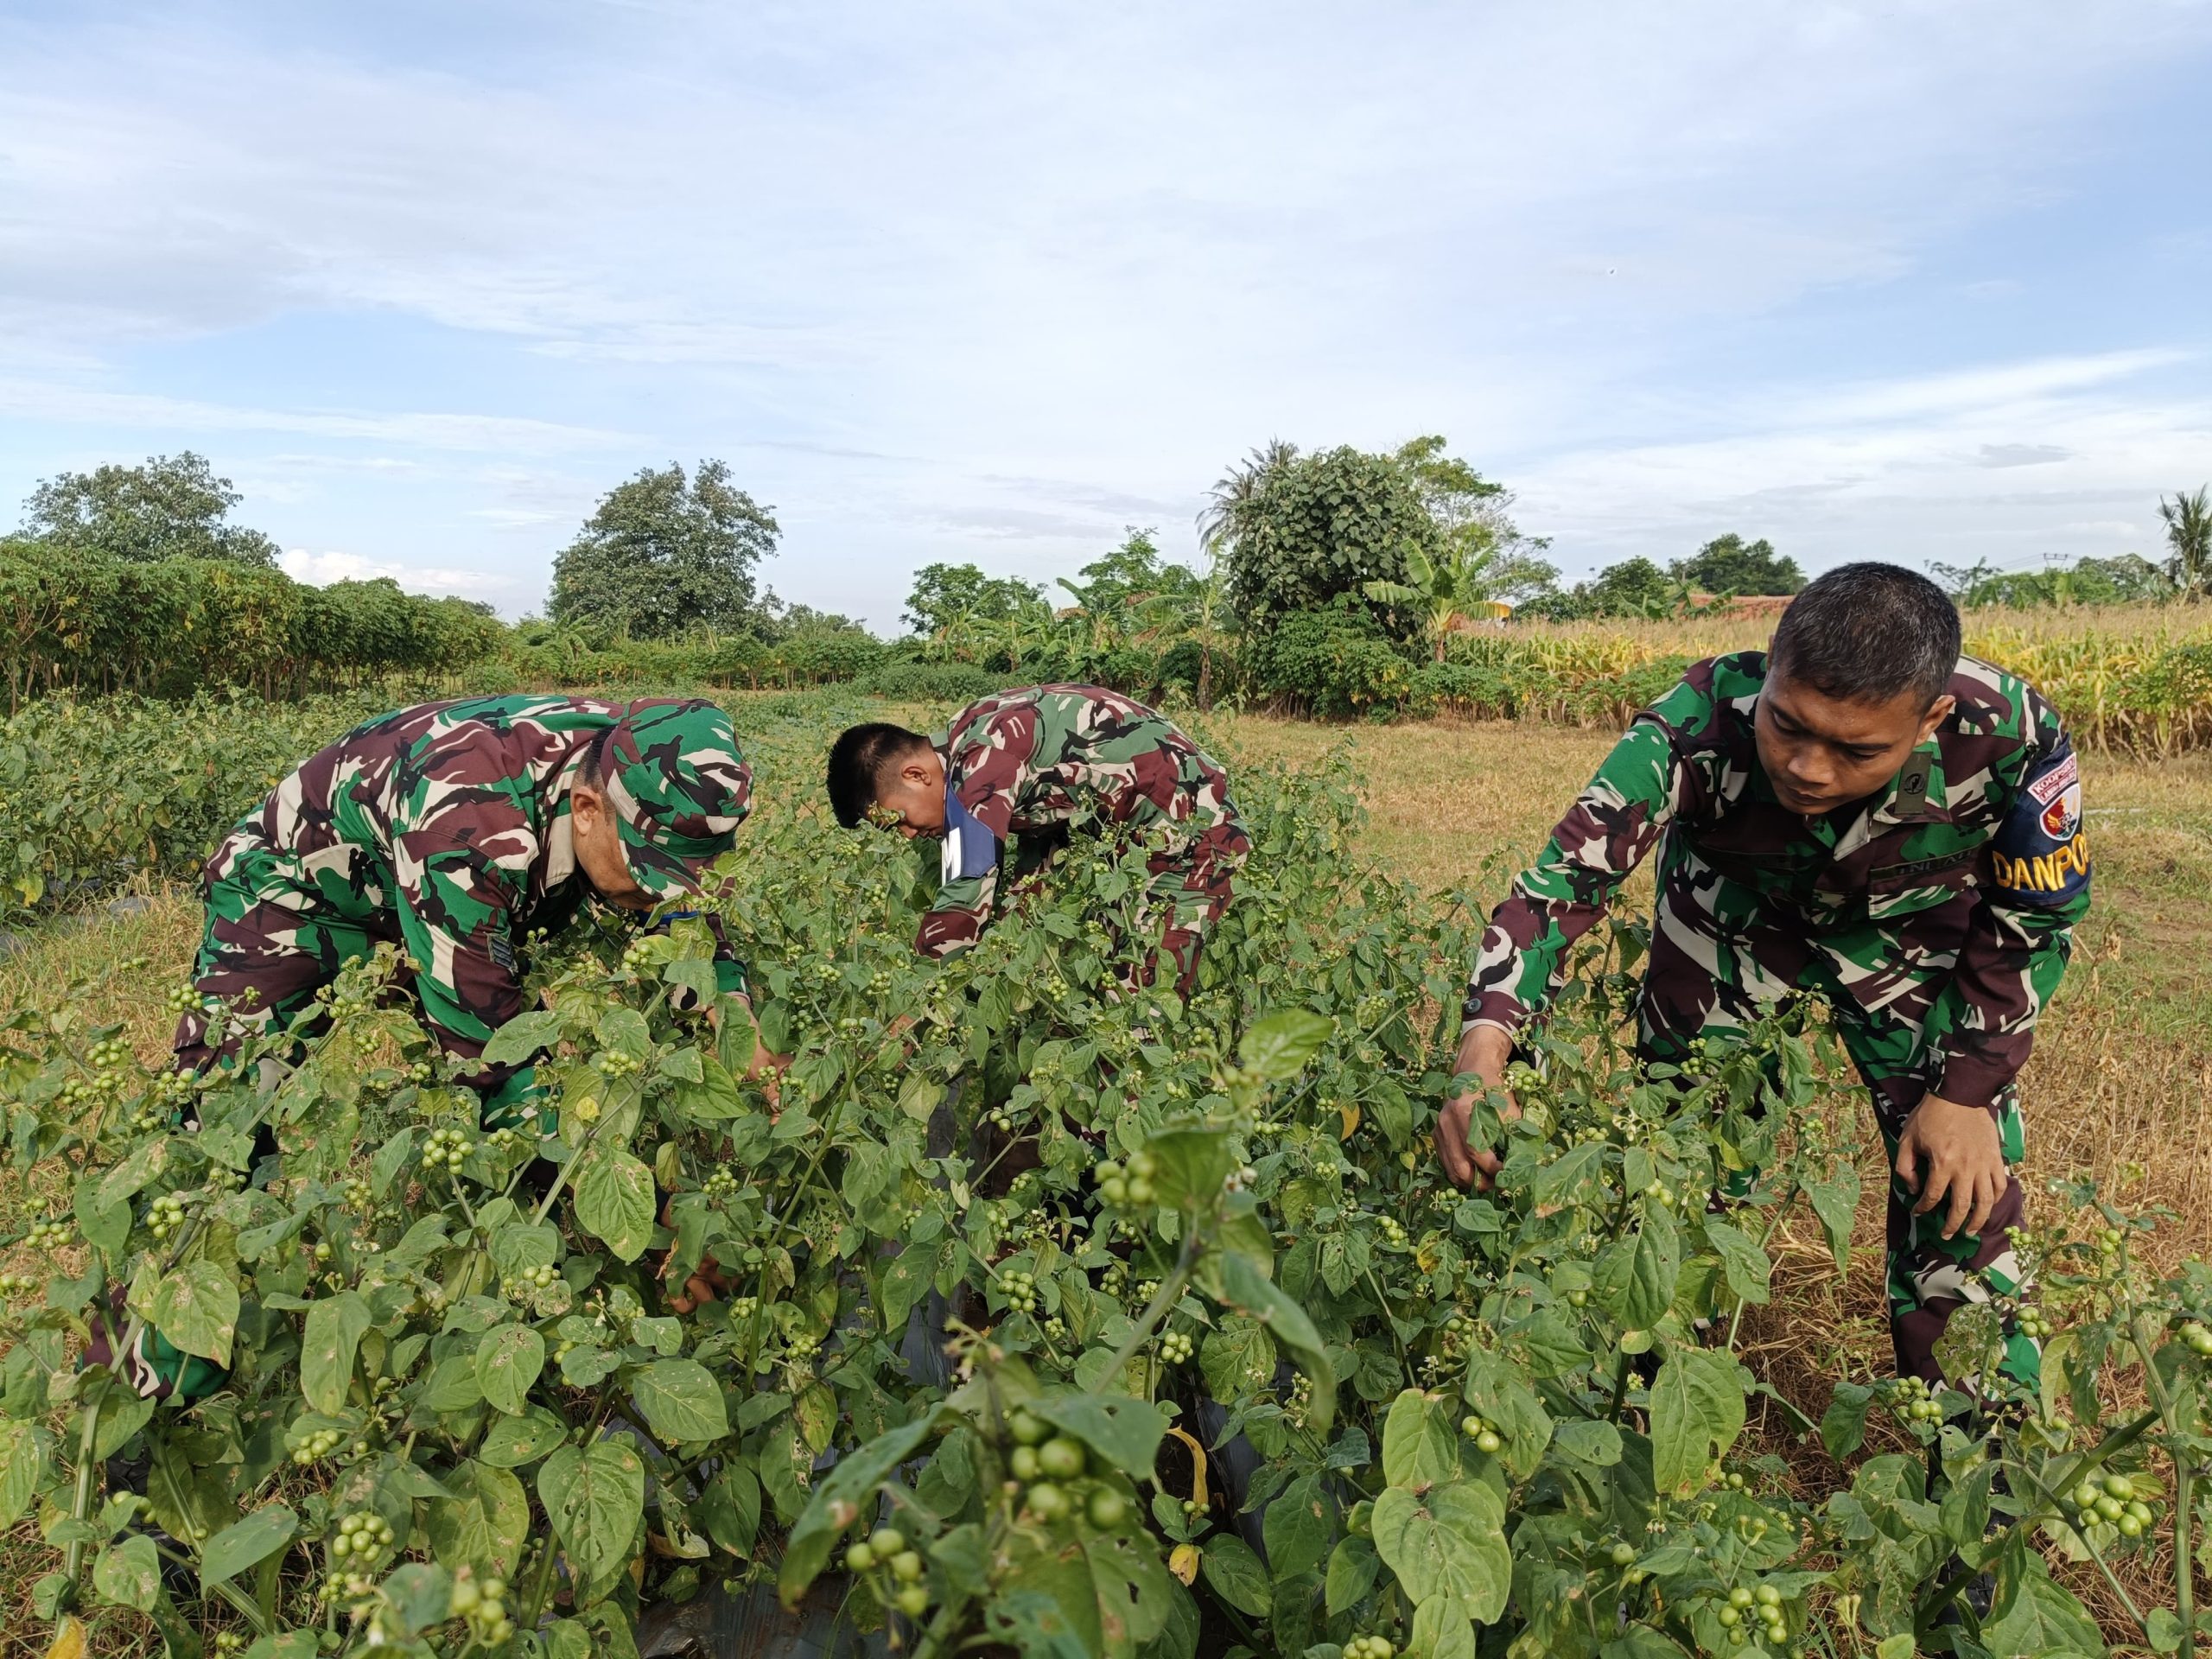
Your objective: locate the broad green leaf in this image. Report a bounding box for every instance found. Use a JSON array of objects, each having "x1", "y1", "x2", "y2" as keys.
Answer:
[
  {"x1": 1370, "y1": 1479, "x2": 1511, "y2": 1623},
  {"x1": 1531, "y1": 1141, "x2": 1605, "y2": 1210},
  {"x1": 1821, "y1": 1381, "x2": 1873, "y2": 1460},
  {"x1": 474, "y1": 1325, "x2": 545, "y2": 1416},
  {"x1": 1208, "y1": 1250, "x2": 1336, "y2": 1434},
  {"x1": 1649, "y1": 1349, "x2": 1749, "y2": 1498},
  {"x1": 1593, "y1": 1205, "x2": 1678, "y2": 1332},
  {"x1": 1325, "y1": 1536, "x2": 1380, "y2": 1617},
  {"x1": 1461, "y1": 1349, "x2": 1551, "y2": 1479},
  {"x1": 1549, "y1": 1419, "x2": 1623, "y2": 1469},
  {"x1": 598, "y1": 1006, "x2": 652, "y2": 1059},
  {"x1": 539, "y1": 1440, "x2": 646, "y2": 1602},
  {"x1": 1198, "y1": 1317, "x2": 1275, "y2": 1404},
  {"x1": 1806, "y1": 1168, "x2": 1859, "y2": 1272},
  {"x1": 93, "y1": 1137, "x2": 169, "y2": 1216},
  {"x1": 92, "y1": 1535, "x2": 160, "y2": 1612},
  {"x1": 1381, "y1": 1390, "x2": 1459, "y2": 1491},
  {"x1": 488, "y1": 1224, "x2": 561, "y2": 1280},
  {"x1": 1198, "y1": 1536, "x2": 1272, "y2": 1617},
  {"x1": 1261, "y1": 1471, "x2": 1332, "y2": 1580},
  {"x1": 0, "y1": 1421, "x2": 48, "y2": 1527},
  {"x1": 1237, "y1": 1009, "x2": 1332, "y2": 1079},
  {"x1": 301, "y1": 1290, "x2": 371, "y2": 1414},
  {"x1": 1980, "y1": 1556, "x2": 2106, "y2": 1656},
  {"x1": 1701, "y1": 1216, "x2": 1772, "y2": 1306},
  {"x1": 1147, "y1": 1125, "x2": 1236, "y2": 1211},
  {"x1": 149, "y1": 1259, "x2": 239, "y2": 1365},
  {"x1": 631, "y1": 1359, "x2": 730, "y2": 1444},
  {"x1": 478, "y1": 1408, "x2": 568, "y2": 1469},
  {"x1": 779, "y1": 1413, "x2": 937, "y2": 1606},
  {"x1": 481, "y1": 1009, "x2": 568, "y2": 1069},
  {"x1": 575, "y1": 1149, "x2": 656, "y2": 1262},
  {"x1": 1030, "y1": 1392, "x2": 1168, "y2": 1474},
  {"x1": 674, "y1": 1056, "x2": 744, "y2": 1120},
  {"x1": 426, "y1": 1460, "x2": 530, "y2": 1576},
  {"x1": 1410, "y1": 1594, "x2": 1479, "y2": 1659},
  {"x1": 200, "y1": 1503, "x2": 298, "y2": 1587}
]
